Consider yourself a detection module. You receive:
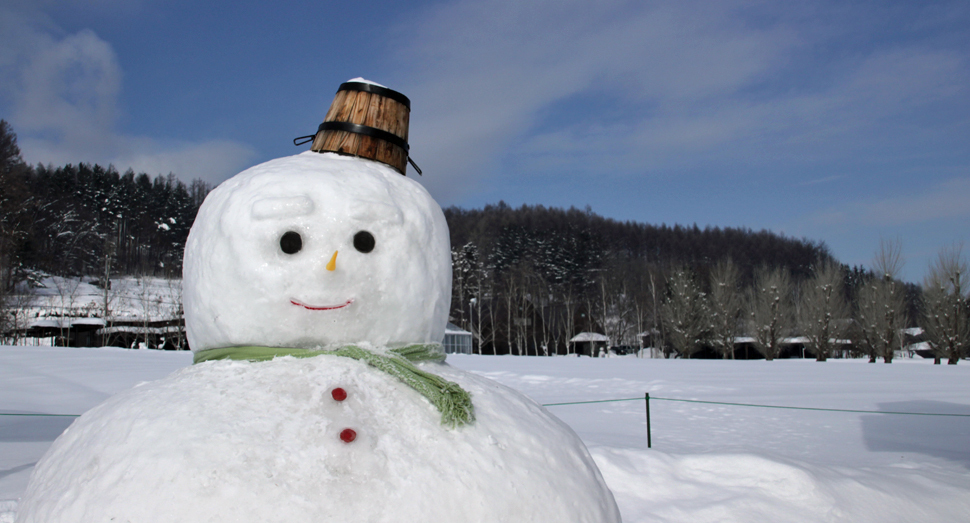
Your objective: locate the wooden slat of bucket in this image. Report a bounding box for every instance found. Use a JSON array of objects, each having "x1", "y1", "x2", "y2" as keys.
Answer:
[
  {"x1": 315, "y1": 90, "x2": 364, "y2": 156},
  {"x1": 311, "y1": 86, "x2": 411, "y2": 174},
  {"x1": 356, "y1": 93, "x2": 382, "y2": 161},
  {"x1": 313, "y1": 90, "x2": 355, "y2": 156},
  {"x1": 377, "y1": 96, "x2": 408, "y2": 172}
]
